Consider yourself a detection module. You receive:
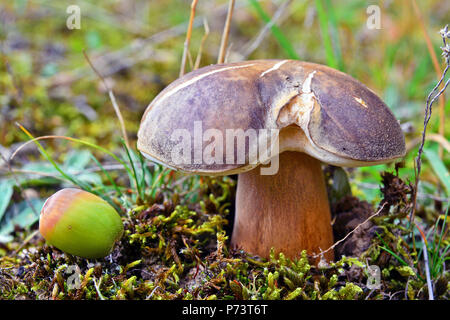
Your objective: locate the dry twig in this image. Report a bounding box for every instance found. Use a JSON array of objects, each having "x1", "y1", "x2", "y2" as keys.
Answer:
[
  {"x1": 194, "y1": 18, "x2": 210, "y2": 70},
  {"x1": 312, "y1": 203, "x2": 387, "y2": 259},
  {"x1": 83, "y1": 51, "x2": 130, "y2": 150},
  {"x1": 411, "y1": 25, "x2": 450, "y2": 223},
  {"x1": 180, "y1": 0, "x2": 199, "y2": 77},
  {"x1": 405, "y1": 133, "x2": 450, "y2": 154},
  {"x1": 240, "y1": 0, "x2": 292, "y2": 59},
  {"x1": 217, "y1": 0, "x2": 236, "y2": 64},
  {"x1": 420, "y1": 234, "x2": 434, "y2": 300},
  {"x1": 411, "y1": 0, "x2": 446, "y2": 157}
]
